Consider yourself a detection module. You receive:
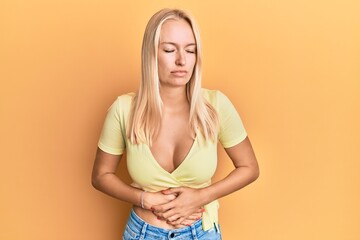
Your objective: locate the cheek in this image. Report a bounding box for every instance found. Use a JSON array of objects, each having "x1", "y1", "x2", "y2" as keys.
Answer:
[
  {"x1": 157, "y1": 56, "x2": 166, "y2": 72},
  {"x1": 158, "y1": 55, "x2": 171, "y2": 69},
  {"x1": 157, "y1": 56, "x2": 170, "y2": 80},
  {"x1": 189, "y1": 56, "x2": 196, "y2": 69}
]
